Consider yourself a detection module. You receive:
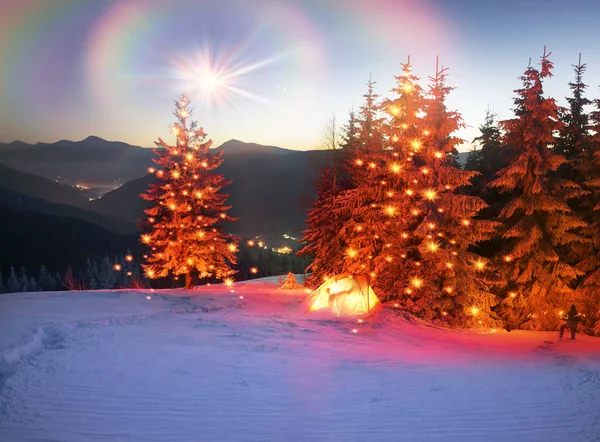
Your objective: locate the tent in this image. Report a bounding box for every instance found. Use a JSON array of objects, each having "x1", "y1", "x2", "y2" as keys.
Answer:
[{"x1": 304, "y1": 274, "x2": 380, "y2": 317}]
